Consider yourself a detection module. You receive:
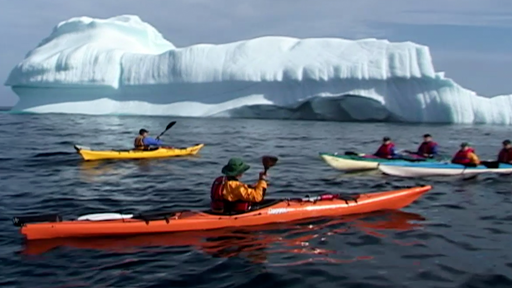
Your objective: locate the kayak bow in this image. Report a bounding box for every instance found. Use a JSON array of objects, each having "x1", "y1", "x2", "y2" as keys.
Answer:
[{"x1": 13, "y1": 185, "x2": 432, "y2": 240}]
